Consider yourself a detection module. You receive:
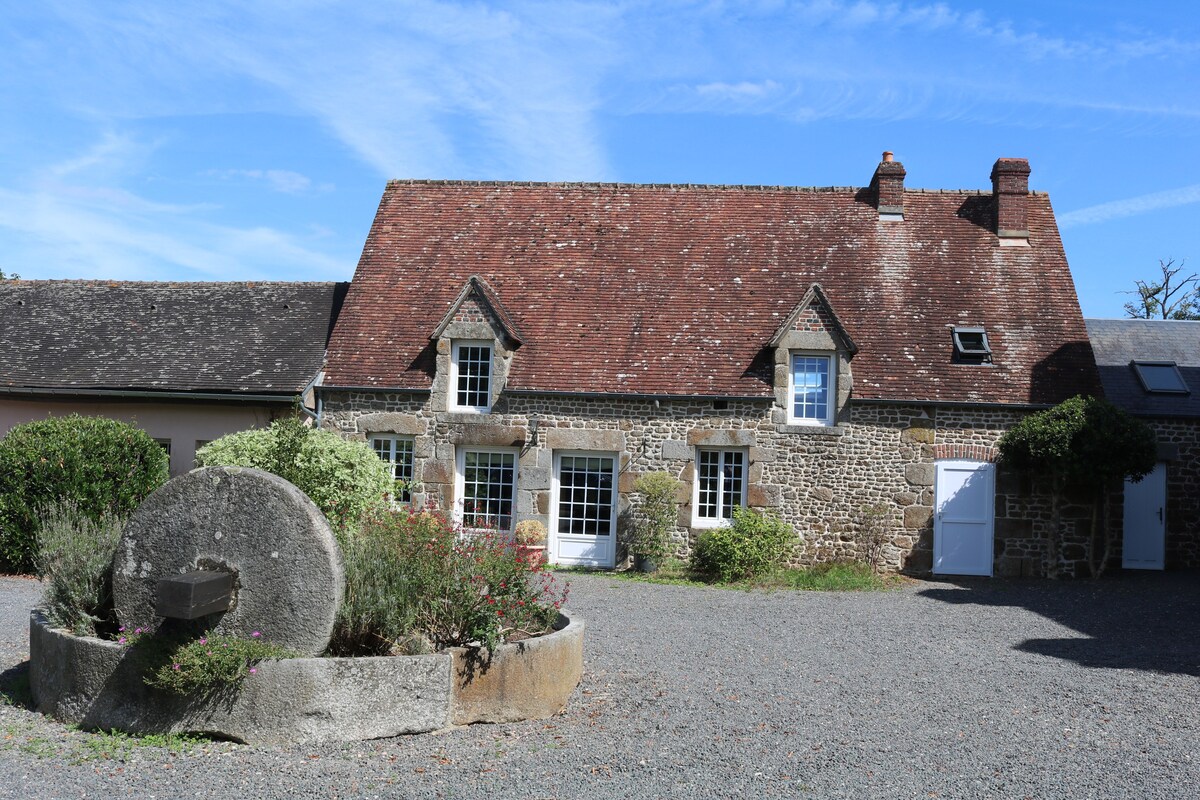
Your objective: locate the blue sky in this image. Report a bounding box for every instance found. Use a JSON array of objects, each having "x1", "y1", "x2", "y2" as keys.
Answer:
[{"x1": 2, "y1": 1, "x2": 1197, "y2": 318}]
